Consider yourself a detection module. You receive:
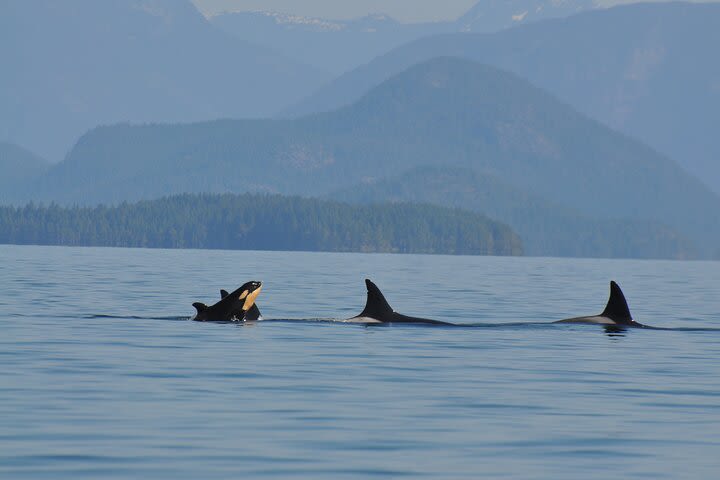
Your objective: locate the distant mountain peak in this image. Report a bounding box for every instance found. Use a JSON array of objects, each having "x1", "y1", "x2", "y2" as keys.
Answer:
[
  {"x1": 244, "y1": 10, "x2": 346, "y2": 31},
  {"x1": 129, "y1": 0, "x2": 209, "y2": 28},
  {"x1": 210, "y1": 9, "x2": 401, "y2": 33},
  {"x1": 458, "y1": 0, "x2": 596, "y2": 32},
  {"x1": 364, "y1": 13, "x2": 393, "y2": 22},
  {"x1": 512, "y1": 11, "x2": 529, "y2": 22},
  {"x1": 0, "y1": 0, "x2": 328, "y2": 161}
]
